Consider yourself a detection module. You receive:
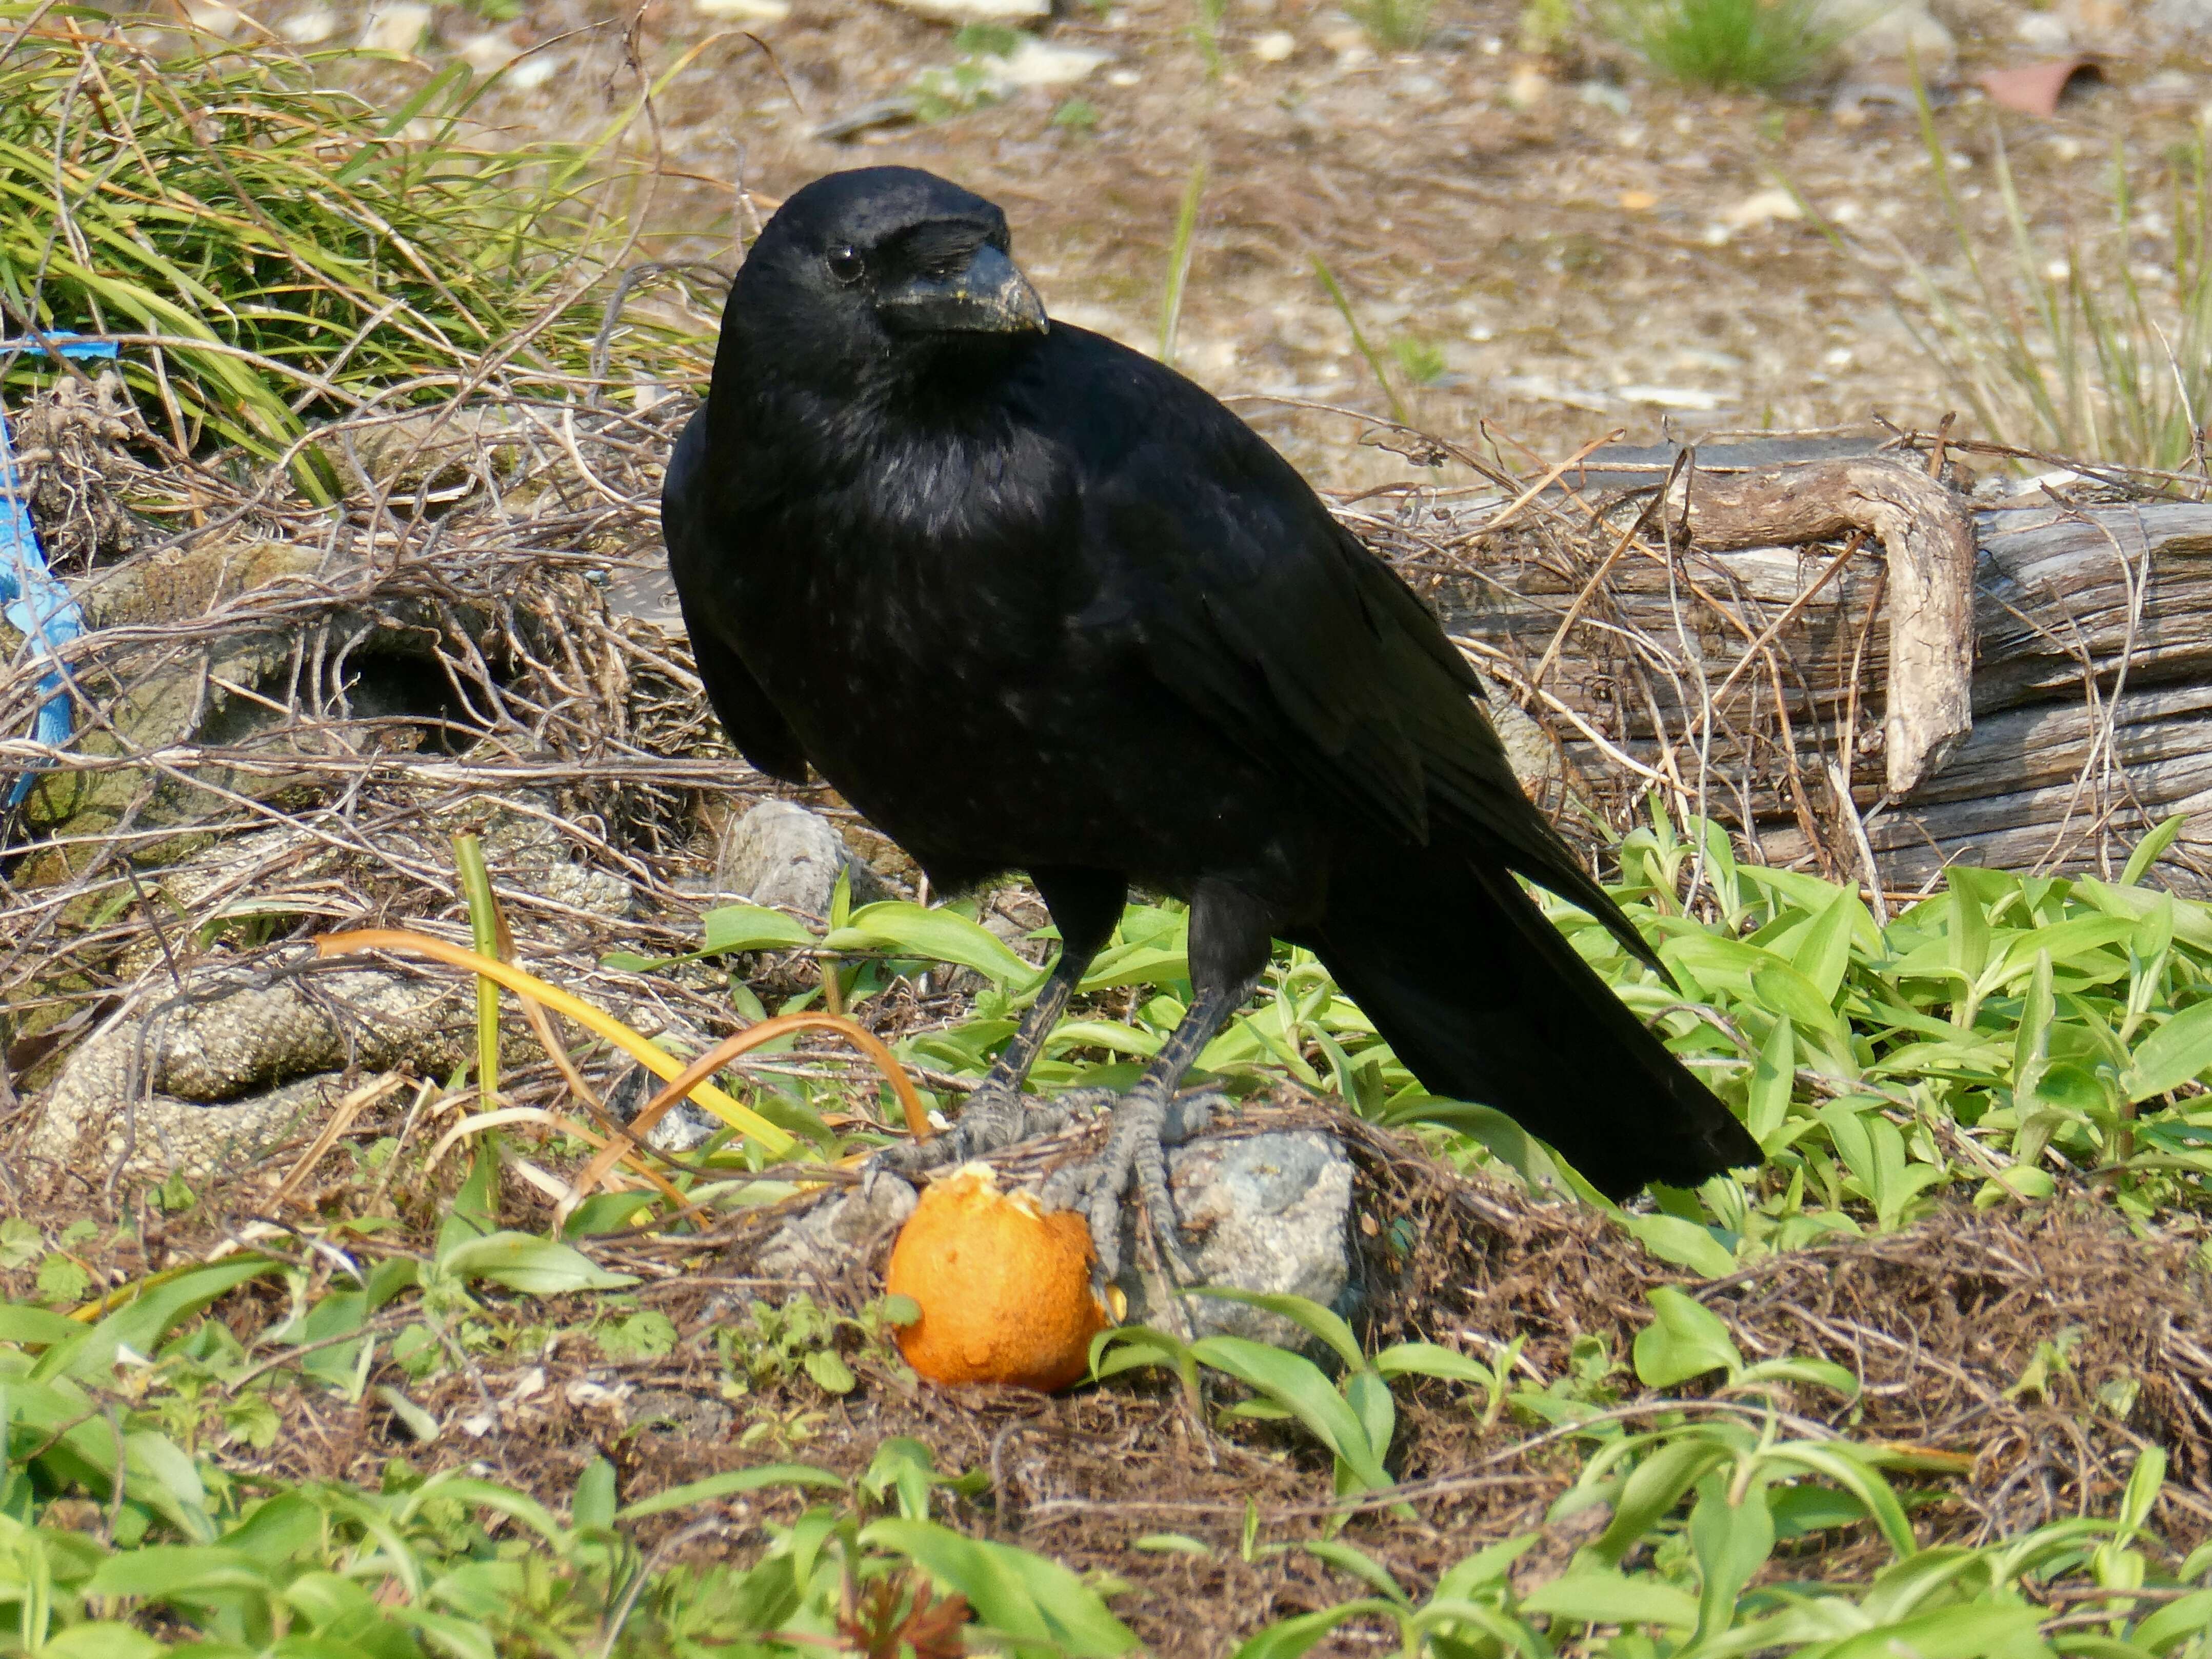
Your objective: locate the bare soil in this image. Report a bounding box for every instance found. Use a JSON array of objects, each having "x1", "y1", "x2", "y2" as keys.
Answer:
[{"x1": 266, "y1": 0, "x2": 2212, "y2": 489}]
